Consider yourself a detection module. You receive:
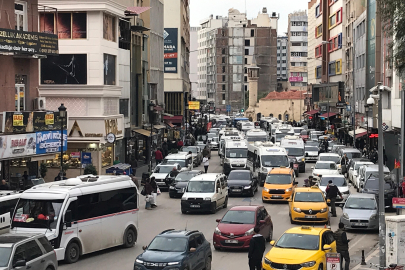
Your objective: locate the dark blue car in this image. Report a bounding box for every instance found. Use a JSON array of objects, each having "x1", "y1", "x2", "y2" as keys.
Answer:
[{"x1": 134, "y1": 229, "x2": 212, "y2": 270}]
